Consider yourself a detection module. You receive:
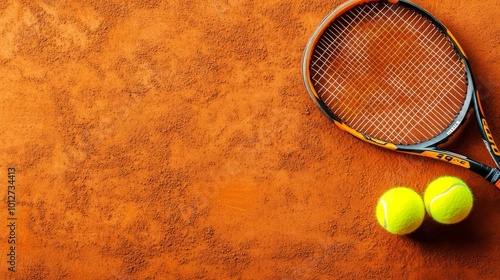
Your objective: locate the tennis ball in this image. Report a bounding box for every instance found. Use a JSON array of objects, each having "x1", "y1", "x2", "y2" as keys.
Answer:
[
  {"x1": 376, "y1": 187, "x2": 425, "y2": 235},
  {"x1": 424, "y1": 176, "x2": 473, "y2": 224}
]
